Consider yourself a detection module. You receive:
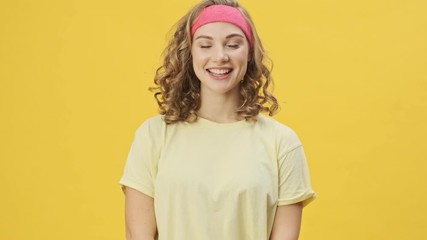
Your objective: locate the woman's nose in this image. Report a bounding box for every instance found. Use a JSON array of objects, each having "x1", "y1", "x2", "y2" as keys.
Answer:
[{"x1": 212, "y1": 47, "x2": 229, "y2": 62}]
